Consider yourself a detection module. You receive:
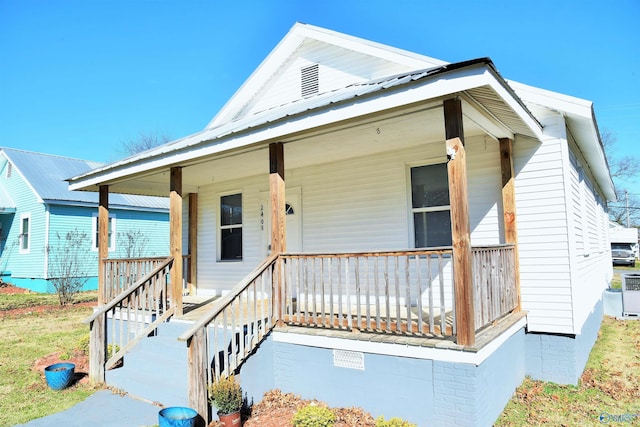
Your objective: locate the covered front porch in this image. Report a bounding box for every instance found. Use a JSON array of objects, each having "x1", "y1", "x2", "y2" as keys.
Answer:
[{"x1": 83, "y1": 99, "x2": 525, "y2": 421}]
